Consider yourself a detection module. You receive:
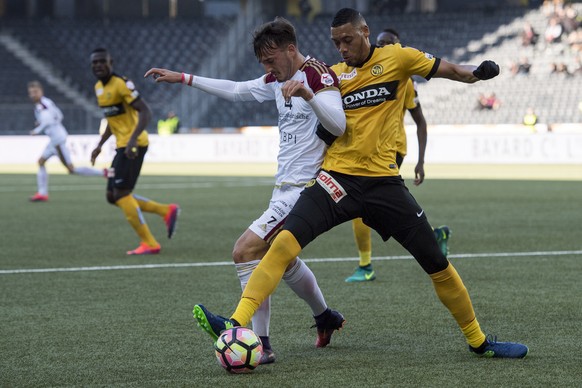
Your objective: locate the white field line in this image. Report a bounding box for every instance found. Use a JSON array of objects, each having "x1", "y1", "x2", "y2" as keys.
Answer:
[{"x1": 1, "y1": 250, "x2": 581, "y2": 275}]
